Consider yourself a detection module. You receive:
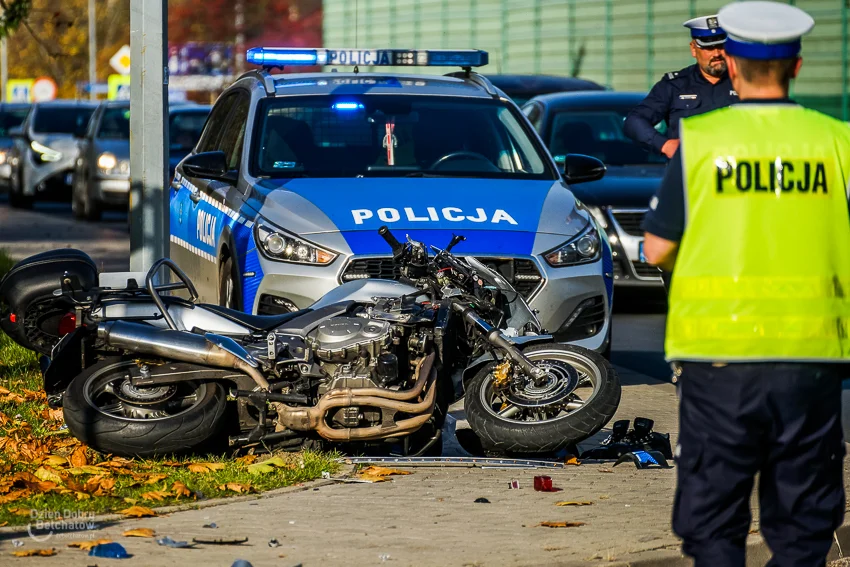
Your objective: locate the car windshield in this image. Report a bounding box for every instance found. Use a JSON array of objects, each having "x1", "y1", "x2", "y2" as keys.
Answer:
[
  {"x1": 170, "y1": 110, "x2": 209, "y2": 153},
  {"x1": 0, "y1": 107, "x2": 28, "y2": 137},
  {"x1": 547, "y1": 109, "x2": 666, "y2": 166},
  {"x1": 97, "y1": 107, "x2": 130, "y2": 139},
  {"x1": 33, "y1": 106, "x2": 94, "y2": 136},
  {"x1": 255, "y1": 96, "x2": 552, "y2": 179}
]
